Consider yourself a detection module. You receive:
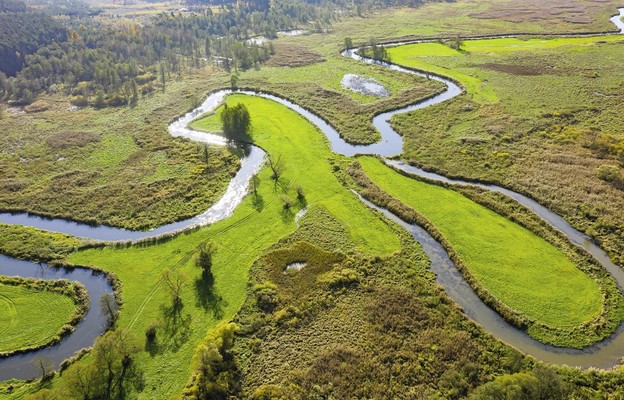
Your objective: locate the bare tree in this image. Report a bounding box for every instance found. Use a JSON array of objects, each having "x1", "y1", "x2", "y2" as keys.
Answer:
[
  {"x1": 100, "y1": 293, "x2": 118, "y2": 326},
  {"x1": 267, "y1": 153, "x2": 284, "y2": 181},
  {"x1": 34, "y1": 356, "x2": 53, "y2": 382},
  {"x1": 163, "y1": 270, "x2": 186, "y2": 306}
]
